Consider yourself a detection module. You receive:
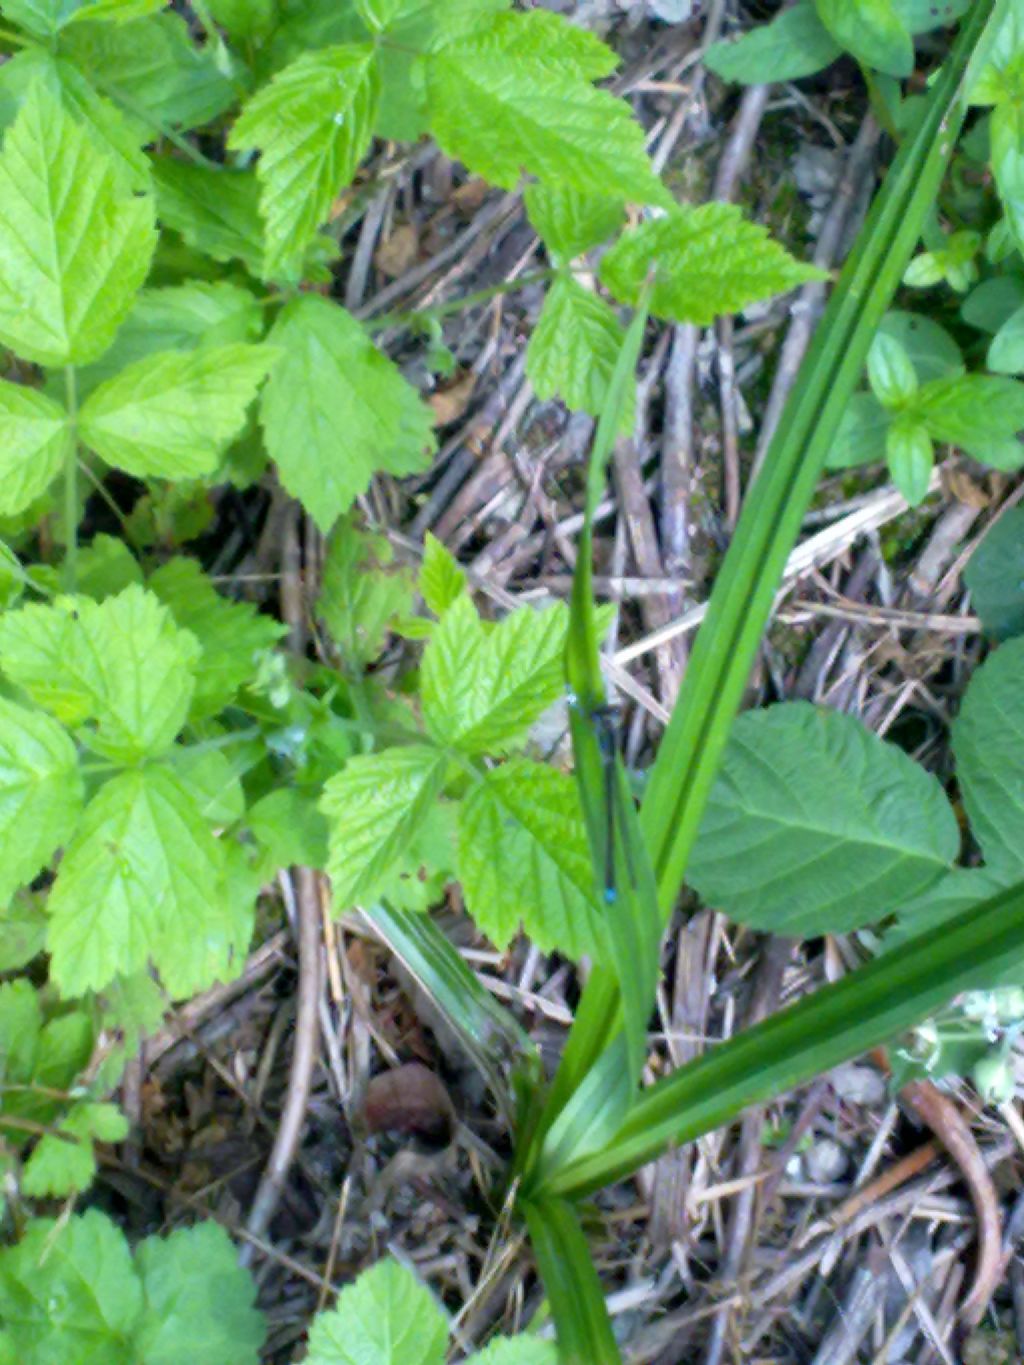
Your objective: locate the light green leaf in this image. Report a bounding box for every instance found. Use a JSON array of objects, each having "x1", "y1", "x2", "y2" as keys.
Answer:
[
  {"x1": 425, "y1": 13, "x2": 666, "y2": 204},
  {"x1": 318, "y1": 516, "x2": 416, "y2": 666},
  {"x1": 0, "y1": 1211, "x2": 141, "y2": 1365},
  {"x1": 0, "y1": 49, "x2": 149, "y2": 190},
  {"x1": 915, "y1": 373, "x2": 1024, "y2": 468},
  {"x1": 147, "y1": 558, "x2": 285, "y2": 719},
  {"x1": 0, "y1": 0, "x2": 82, "y2": 36},
  {"x1": 421, "y1": 595, "x2": 568, "y2": 755},
  {"x1": 462, "y1": 9, "x2": 618, "y2": 78},
  {"x1": 458, "y1": 760, "x2": 602, "y2": 958},
  {"x1": 305, "y1": 1258, "x2": 447, "y2": 1365},
  {"x1": 953, "y1": 637, "x2": 1024, "y2": 873},
  {"x1": 260, "y1": 296, "x2": 435, "y2": 531},
  {"x1": 33, "y1": 1010, "x2": 94, "y2": 1093},
  {"x1": 814, "y1": 0, "x2": 913, "y2": 77},
  {"x1": 228, "y1": 44, "x2": 379, "y2": 281},
  {"x1": 468, "y1": 1339, "x2": 559, "y2": 1365},
  {"x1": 963, "y1": 505, "x2": 1024, "y2": 640},
  {"x1": 0, "y1": 599, "x2": 88, "y2": 724},
  {"x1": 988, "y1": 304, "x2": 1024, "y2": 373},
  {"x1": 248, "y1": 787, "x2": 328, "y2": 871},
  {"x1": 825, "y1": 392, "x2": 891, "y2": 469},
  {"x1": 419, "y1": 532, "x2": 466, "y2": 616},
  {"x1": 705, "y1": 2, "x2": 841, "y2": 84},
  {"x1": 60, "y1": 13, "x2": 236, "y2": 133},
  {"x1": 526, "y1": 274, "x2": 634, "y2": 426},
  {"x1": 0, "y1": 979, "x2": 41, "y2": 1083},
  {"x1": 135, "y1": 1223, "x2": 265, "y2": 1365},
  {"x1": 204, "y1": 0, "x2": 273, "y2": 40},
  {"x1": 22, "y1": 1101, "x2": 128, "y2": 1197},
  {"x1": 79, "y1": 344, "x2": 274, "y2": 481},
  {"x1": 0, "y1": 82, "x2": 155, "y2": 367},
  {"x1": 0, "y1": 696, "x2": 82, "y2": 907},
  {"x1": 169, "y1": 748, "x2": 245, "y2": 826},
  {"x1": 687, "y1": 702, "x2": 960, "y2": 936},
  {"x1": 75, "y1": 534, "x2": 144, "y2": 600},
  {"x1": 66, "y1": 0, "x2": 167, "y2": 23},
  {"x1": 867, "y1": 331, "x2": 918, "y2": 406},
  {"x1": 152, "y1": 160, "x2": 265, "y2": 276},
  {"x1": 46, "y1": 762, "x2": 231, "y2": 996},
  {"x1": 886, "y1": 417, "x2": 933, "y2": 505},
  {"x1": 600, "y1": 204, "x2": 824, "y2": 325},
  {"x1": 321, "y1": 745, "x2": 447, "y2": 909},
  {"x1": 0, "y1": 381, "x2": 72, "y2": 518},
  {"x1": 524, "y1": 184, "x2": 624, "y2": 265}
]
